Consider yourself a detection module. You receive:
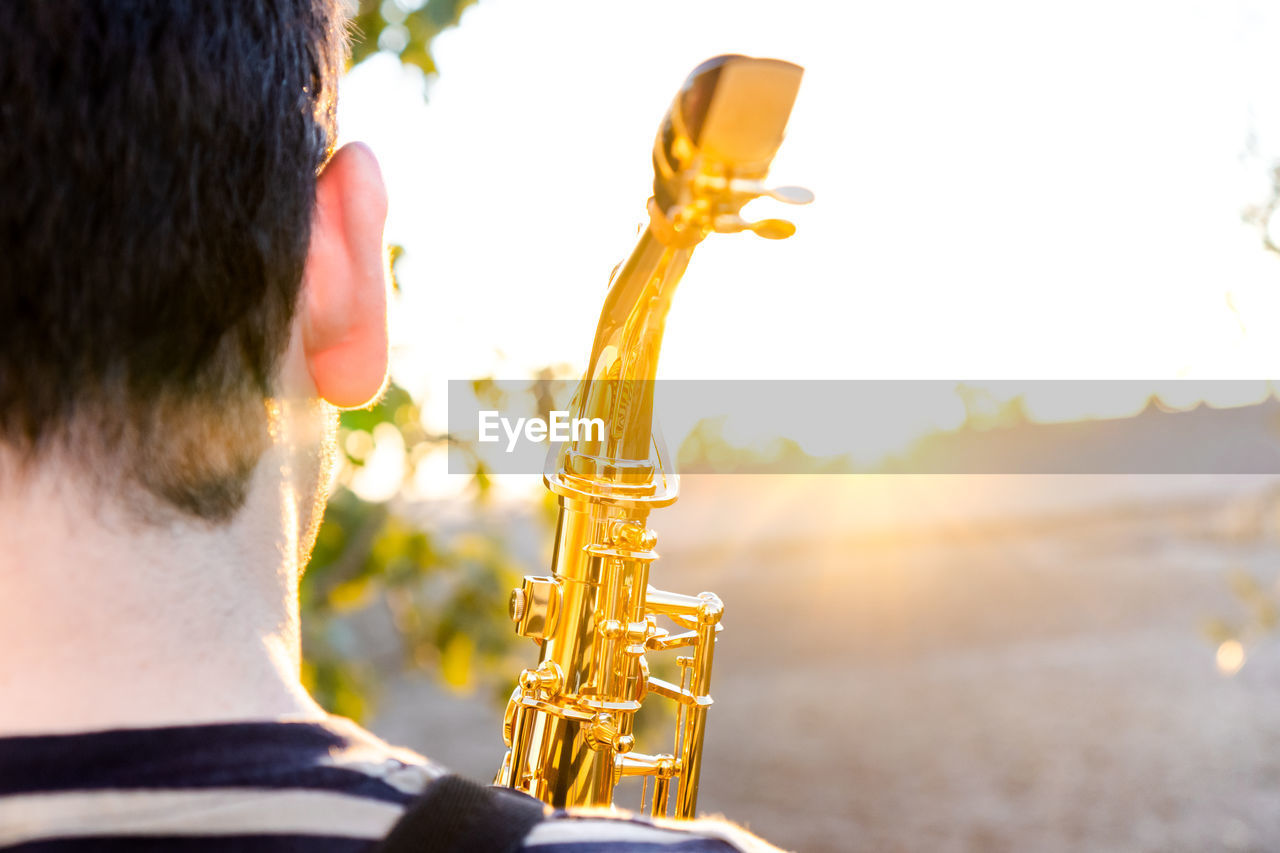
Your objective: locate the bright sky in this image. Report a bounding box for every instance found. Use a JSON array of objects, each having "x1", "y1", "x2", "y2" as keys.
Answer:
[{"x1": 335, "y1": 0, "x2": 1280, "y2": 496}]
